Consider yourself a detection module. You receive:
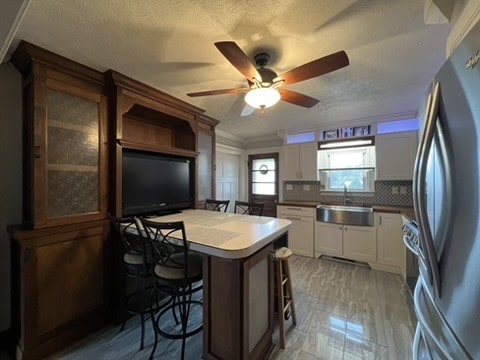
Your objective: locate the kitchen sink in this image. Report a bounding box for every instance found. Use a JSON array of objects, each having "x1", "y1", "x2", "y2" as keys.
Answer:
[{"x1": 316, "y1": 204, "x2": 374, "y2": 227}]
